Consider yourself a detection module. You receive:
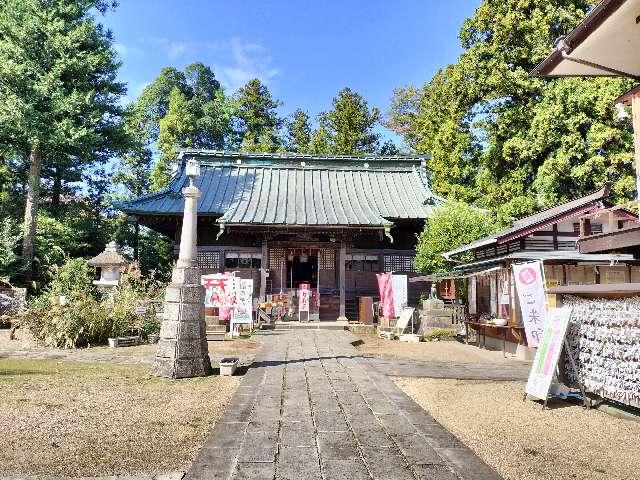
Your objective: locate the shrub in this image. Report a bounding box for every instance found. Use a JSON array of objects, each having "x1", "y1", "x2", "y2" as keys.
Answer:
[
  {"x1": 21, "y1": 259, "x2": 166, "y2": 348},
  {"x1": 425, "y1": 328, "x2": 457, "y2": 342}
]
